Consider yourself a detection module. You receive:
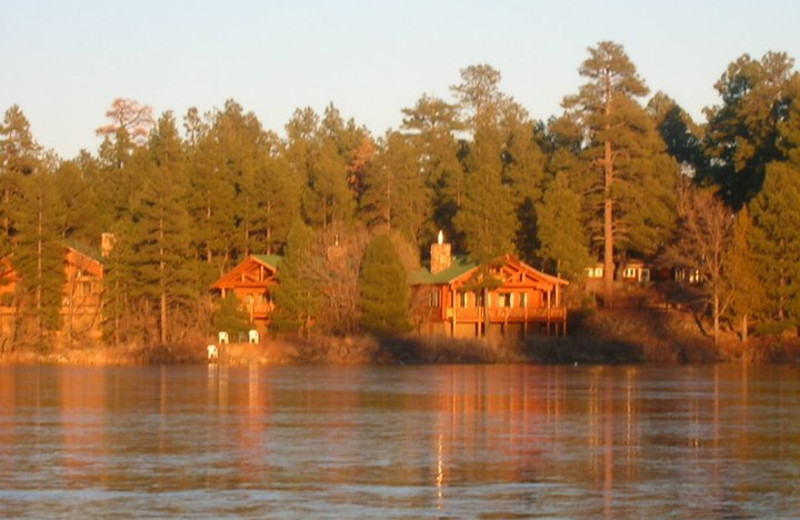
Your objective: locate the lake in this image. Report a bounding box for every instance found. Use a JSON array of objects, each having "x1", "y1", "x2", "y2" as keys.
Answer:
[{"x1": 0, "y1": 363, "x2": 798, "y2": 518}]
